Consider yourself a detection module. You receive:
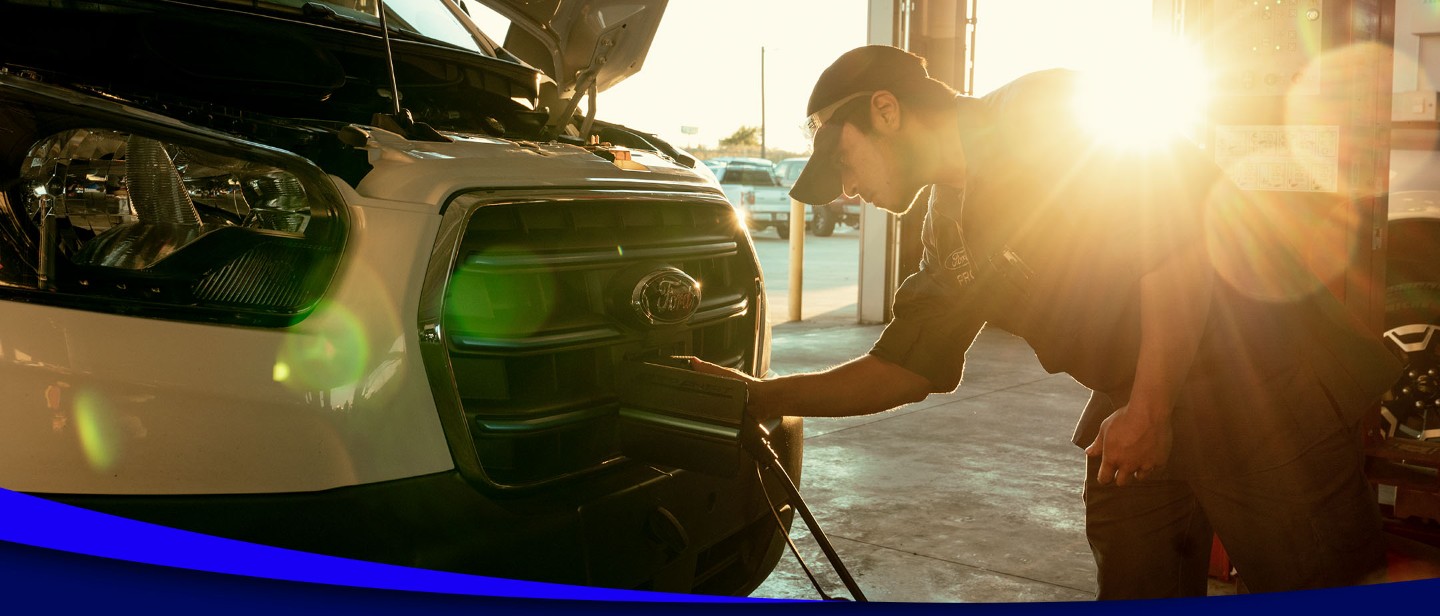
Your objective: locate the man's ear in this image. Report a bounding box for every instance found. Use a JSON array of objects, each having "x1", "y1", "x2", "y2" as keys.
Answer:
[{"x1": 871, "y1": 90, "x2": 902, "y2": 133}]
